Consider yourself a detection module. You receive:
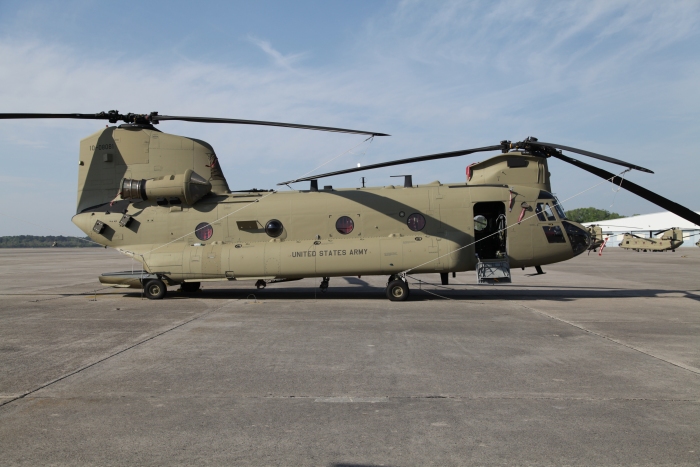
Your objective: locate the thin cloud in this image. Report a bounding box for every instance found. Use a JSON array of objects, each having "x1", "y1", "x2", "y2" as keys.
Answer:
[
  {"x1": 0, "y1": 1, "x2": 699, "y2": 235},
  {"x1": 246, "y1": 35, "x2": 308, "y2": 71}
]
